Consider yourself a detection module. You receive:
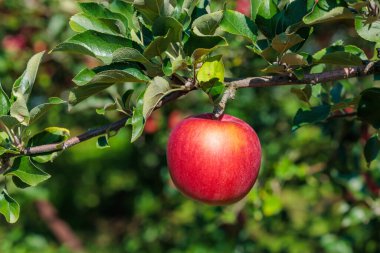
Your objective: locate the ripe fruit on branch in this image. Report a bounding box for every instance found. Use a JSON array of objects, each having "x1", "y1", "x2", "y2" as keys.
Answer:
[{"x1": 166, "y1": 113, "x2": 262, "y2": 205}]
